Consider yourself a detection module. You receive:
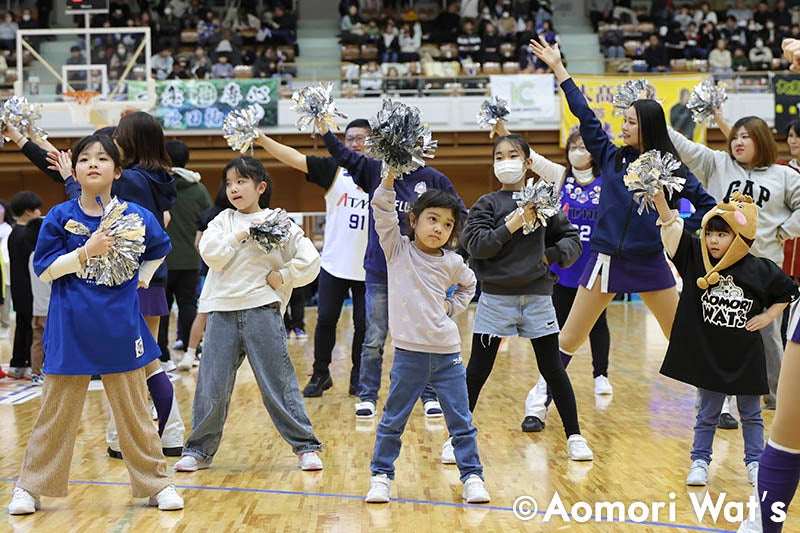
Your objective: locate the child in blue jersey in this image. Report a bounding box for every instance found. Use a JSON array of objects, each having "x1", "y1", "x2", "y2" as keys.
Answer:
[
  {"x1": 462, "y1": 133, "x2": 594, "y2": 462},
  {"x1": 7, "y1": 134, "x2": 183, "y2": 515},
  {"x1": 365, "y1": 168, "x2": 489, "y2": 504},
  {"x1": 173, "y1": 156, "x2": 324, "y2": 473}
]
